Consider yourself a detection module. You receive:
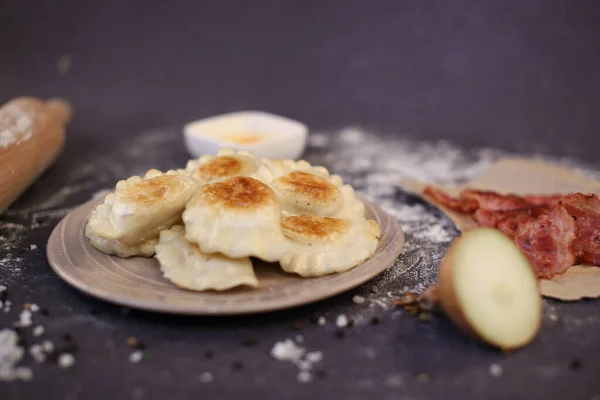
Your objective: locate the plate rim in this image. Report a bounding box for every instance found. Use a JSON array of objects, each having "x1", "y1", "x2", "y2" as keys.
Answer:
[{"x1": 47, "y1": 197, "x2": 405, "y2": 315}]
